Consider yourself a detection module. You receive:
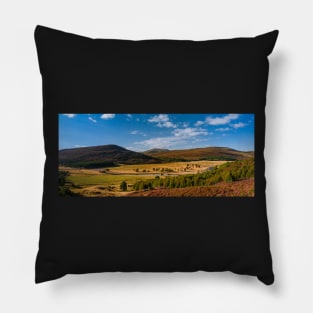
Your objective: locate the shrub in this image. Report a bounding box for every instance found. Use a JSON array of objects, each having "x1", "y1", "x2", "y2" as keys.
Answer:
[{"x1": 120, "y1": 181, "x2": 127, "y2": 191}]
